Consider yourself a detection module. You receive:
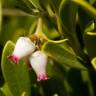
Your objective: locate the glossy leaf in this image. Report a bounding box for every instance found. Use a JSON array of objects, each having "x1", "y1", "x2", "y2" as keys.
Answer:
[
  {"x1": 0, "y1": 89, "x2": 5, "y2": 96},
  {"x1": 72, "y1": 0, "x2": 96, "y2": 18},
  {"x1": 1, "y1": 83, "x2": 13, "y2": 96},
  {"x1": 78, "y1": 7, "x2": 92, "y2": 32},
  {"x1": 84, "y1": 32, "x2": 96, "y2": 59},
  {"x1": 15, "y1": 0, "x2": 42, "y2": 15},
  {"x1": 91, "y1": 57, "x2": 96, "y2": 70},
  {"x1": 43, "y1": 42, "x2": 87, "y2": 70},
  {"x1": 27, "y1": 0, "x2": 41, "y2": 9},
  {"x1": 59, "y1": 1, "x2": 84, "y2": 58},
  {"x1": 15, "y1": 0, "x2": 35, "y2": 15},
  {"x1": 84, "y1": 32, "x2": 96, "y2": 69},
  {"x1": 1, "y1": 41, "x2": 31, "y2": 96},
  {"x1": 60, "y1": 1, "x2": 77, "y2": 34}
]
